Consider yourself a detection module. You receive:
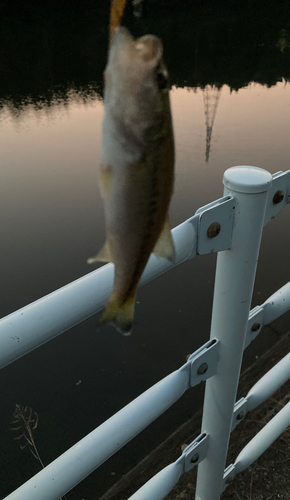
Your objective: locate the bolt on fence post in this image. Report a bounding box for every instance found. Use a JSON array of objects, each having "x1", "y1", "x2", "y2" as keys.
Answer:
[{"x1": 195, "y1": 166, "x2": 272, "y2": 500}]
